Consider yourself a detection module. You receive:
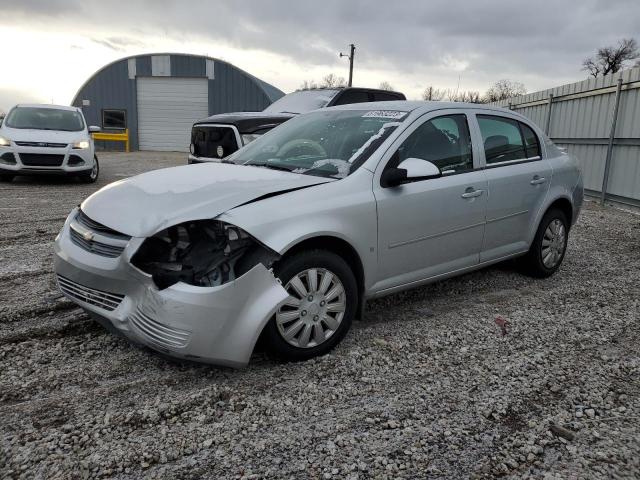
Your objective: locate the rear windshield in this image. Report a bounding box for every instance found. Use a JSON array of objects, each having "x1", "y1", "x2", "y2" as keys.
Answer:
[
  {"x1": 263, "y1": 90, "x2": 340, "y2": 114},
  {"x1": 5, "y1": 107, "x2": 85, "y2": 131}
]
